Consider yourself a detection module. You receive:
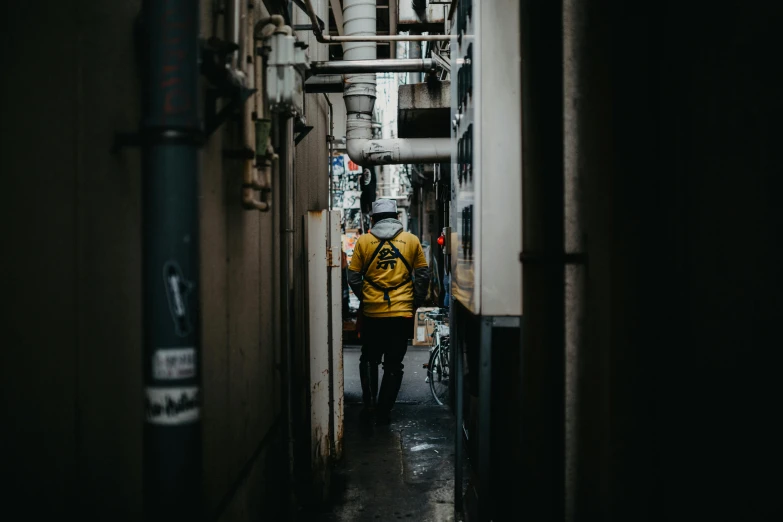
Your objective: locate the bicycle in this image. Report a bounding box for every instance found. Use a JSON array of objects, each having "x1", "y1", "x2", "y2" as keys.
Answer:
[{"x1": 423, "y1": 308, "x2": 450, "y2": 405}]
